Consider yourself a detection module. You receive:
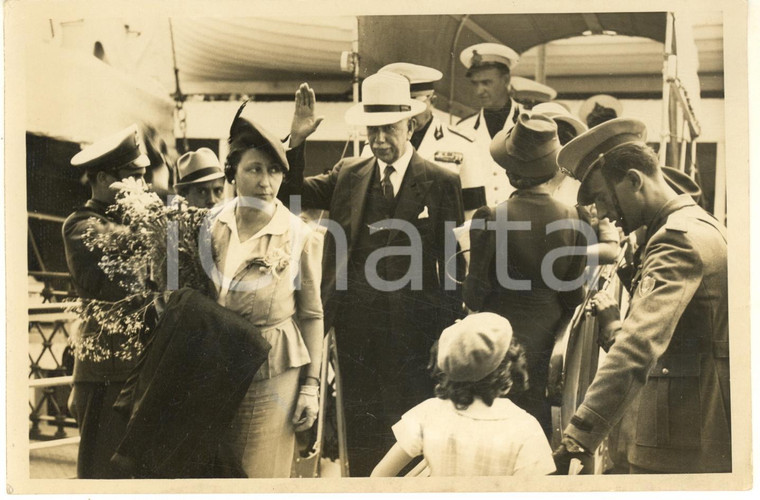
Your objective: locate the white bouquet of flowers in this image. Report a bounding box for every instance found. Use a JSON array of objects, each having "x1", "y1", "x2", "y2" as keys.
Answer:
[{"x1": 70, "y1": 178, "x2": 213, "y2": 361}]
